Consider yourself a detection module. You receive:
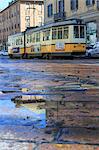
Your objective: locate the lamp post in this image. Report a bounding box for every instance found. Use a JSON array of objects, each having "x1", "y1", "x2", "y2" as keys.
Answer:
[{"x1": 33, "y1": 0, "x2": 36, "y2": 27}]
